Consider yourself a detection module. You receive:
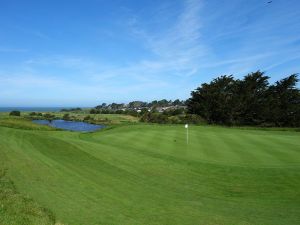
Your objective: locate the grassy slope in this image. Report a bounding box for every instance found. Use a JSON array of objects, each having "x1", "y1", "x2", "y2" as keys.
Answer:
[
  {"x1": 0, "y1": 122, "x2": 300, "y2": 225},
  {"x1": 0, "y1": 170, "x2": 55, "y2": 225}
]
